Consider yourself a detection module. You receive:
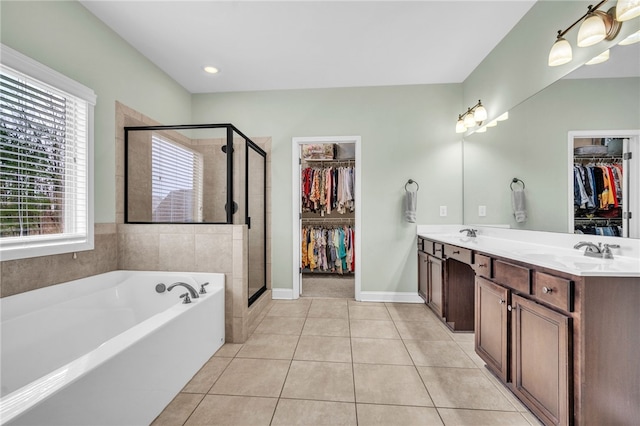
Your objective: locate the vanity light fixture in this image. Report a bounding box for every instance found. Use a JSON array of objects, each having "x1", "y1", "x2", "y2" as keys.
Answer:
[
  {"x1": 475, "y1": 126, "x2": 487, "y2": 133},
  {"x1": 455, "y1": 100, "x2": 487, "y2": 133},
  {"x1": 203, "y1": 66, "x2": 219, "y2": 74},
  {"x1": 577, "y1": 7, "x2": 621, "y2": 47},
  {"x1": 619, "y1": 29, "x2": 640, "y2": 45},
  {"x1": 486, "y1": 120, "x2": 498, "y2": 128},
  {"x1": 616, "y1": 0, "x2": 640, "y2": 21},
  {"x1": 585, "y1": 49, "x2": 611, "y2": 64},
  {"x1": 548, "y1": 1, "x2": 622, "y2": 67}
]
